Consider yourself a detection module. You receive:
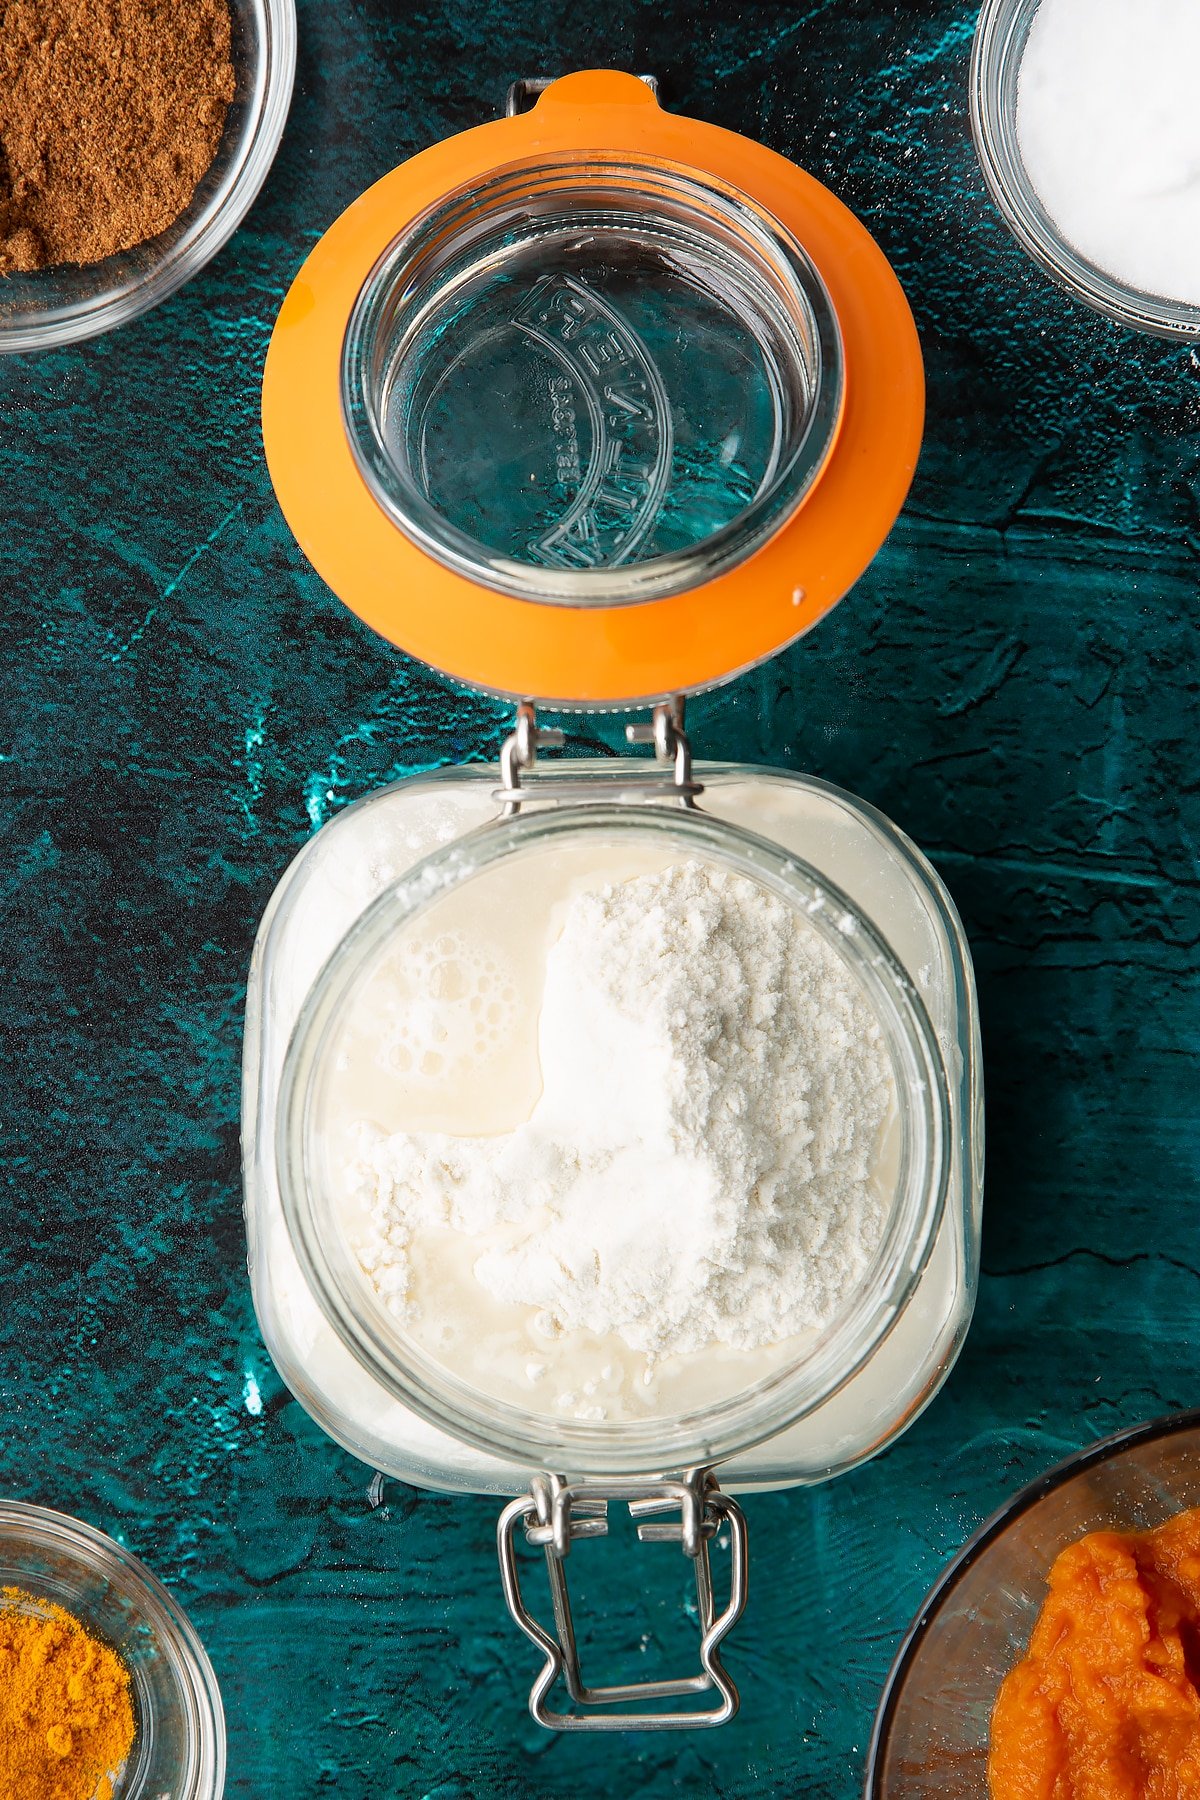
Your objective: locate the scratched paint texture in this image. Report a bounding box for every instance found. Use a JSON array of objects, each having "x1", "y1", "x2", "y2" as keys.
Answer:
[{"x1": 2, "y1": 1, "x2": 1199, "y2": 1793}]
